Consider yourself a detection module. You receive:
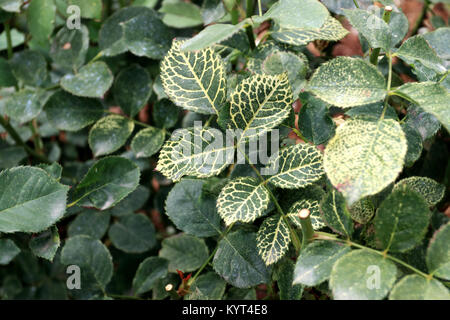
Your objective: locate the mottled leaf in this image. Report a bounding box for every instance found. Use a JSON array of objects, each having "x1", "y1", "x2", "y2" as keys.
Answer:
[
  {"x1": 320, "y1": 190, "x2": 353, "y2": 237},
  {"x1": 257, "y1": 214, "x2": 291, "y2": 265},
  {"x1": 394, "y1": 176, "x2": 445, "y2": 207}
]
